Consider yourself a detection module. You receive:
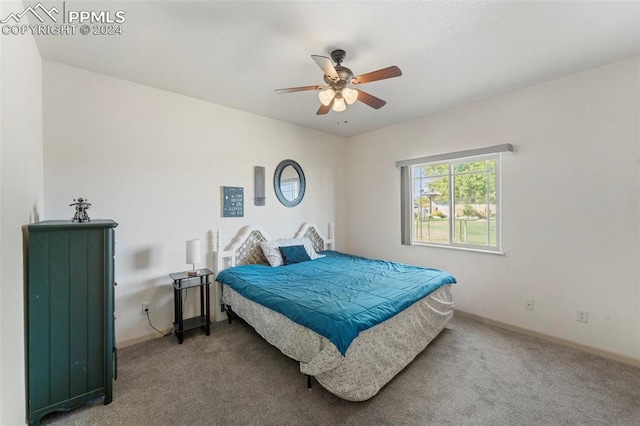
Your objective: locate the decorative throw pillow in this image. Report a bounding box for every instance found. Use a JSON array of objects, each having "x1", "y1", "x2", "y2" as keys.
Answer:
[
  {"x1": 279, "y1": 245, "x2": 312, "y2": 265},
  {"x1": 260, "y1": 237, "x2": 324, "y2": 267}
]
